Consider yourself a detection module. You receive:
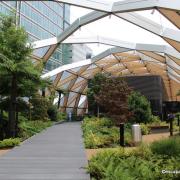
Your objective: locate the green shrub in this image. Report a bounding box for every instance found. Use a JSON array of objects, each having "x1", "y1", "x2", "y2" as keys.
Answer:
[
  {"x1": 30, "y1": 95, "x2": 50, "y2": 121},
  {"x1": 18, "y1": 120, "x2": 52, "y2": 140},
  {"x1": 128, "y1": 91, "x2": 152, "y2": 123},
  {"x1": 47, "y1": 105, "x2": 58, "y2": 121},
  {"x1": 82, "y1": 117, "x2": 132, "y2": 148},
  {"x1": 57, "y1": 112, "x2": 66, "y2": 122},
  {"x1": 140, "y1": 123, "x2": 150, "y2": 135},
  {"x1": 0, "y1": 138, "x2": 21, "y2": 148},
  {"x1": 18, "y1": 114, "x2": 29, "y2": 122},
  {"x1": 174, "y1": 125, "x2": 179, "y2": 132},
  {"x1": 150, "y1": 137, "x2": 180, "y2": 157},
  {"x1": 88, "y1": 147, "x2": 180, "y2": 180},
  {"x1": 151, "y1": 115, "x2": 161, "y2": 124}
]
